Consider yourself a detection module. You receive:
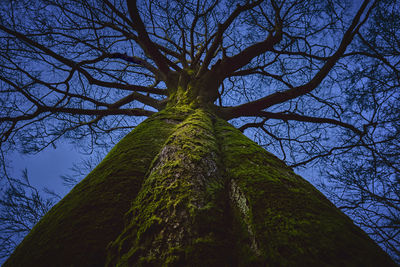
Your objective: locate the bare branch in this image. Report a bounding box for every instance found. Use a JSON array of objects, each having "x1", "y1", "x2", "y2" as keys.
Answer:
[
  {"x1": 198, "y1": 0, "x2": 263, "y2": 76},
  {"x1": 238, "y1": 111, "x2": 362, "y2": 135},
  {"x1": 126, "y1": 0, "x2": 171, "y2": 77},
  {"x1": 222, "y1": 0, "x2": 374, "y2": 119}
]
